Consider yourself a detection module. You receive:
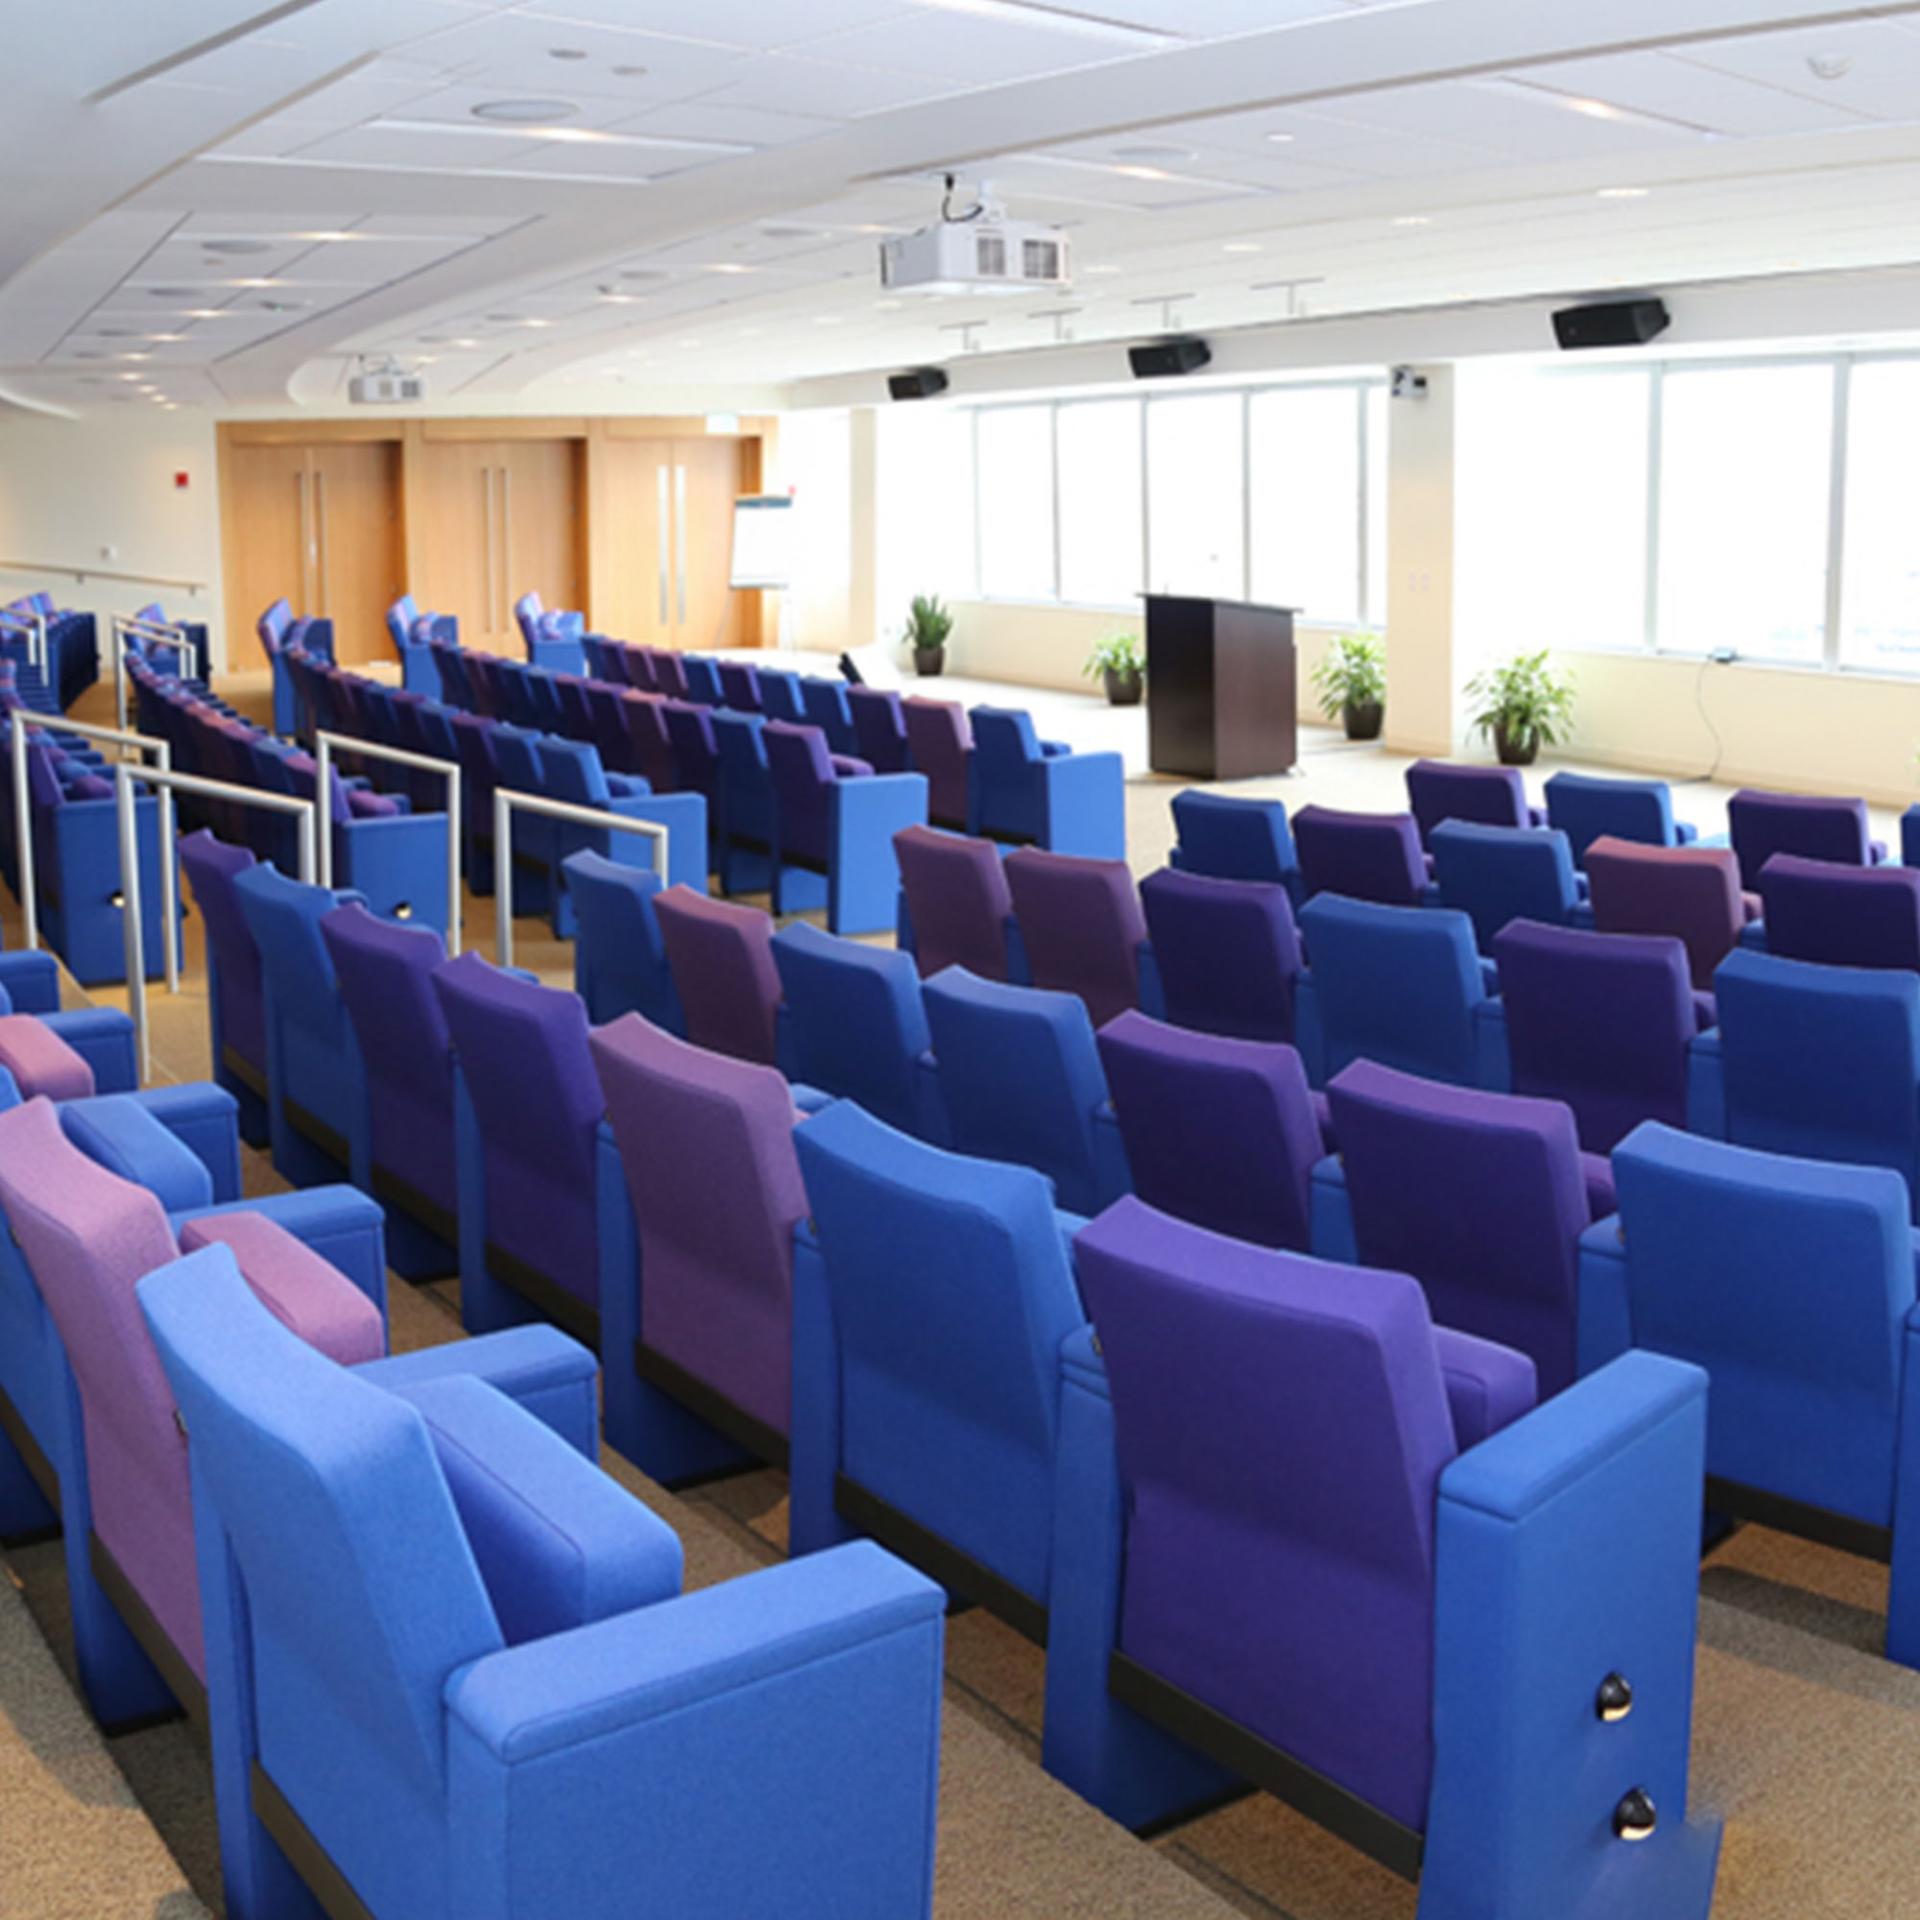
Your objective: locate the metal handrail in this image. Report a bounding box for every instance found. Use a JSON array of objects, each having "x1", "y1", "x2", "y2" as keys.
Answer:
[
  {"x1": 8, "y1": 709, "x2": 172, "y2": 971},
  {"x1": 0, "y1": 608, "x2": 48, "y2": 680},
  {"x1": 0, "y1": 559, "x2": 208, "y2": 593},
  {"x1": 491, "y1": 788, "x2": 667, "y2": 971},
  {"x1": 110, "y1": 613, "x2": 197, "y2": 729},
  {"x1": 115, "y1": 764, "x2": 316, "y2": 1084},
  {"x1": 313, "y1": 730, "x2": 463, "y2": 956}
]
